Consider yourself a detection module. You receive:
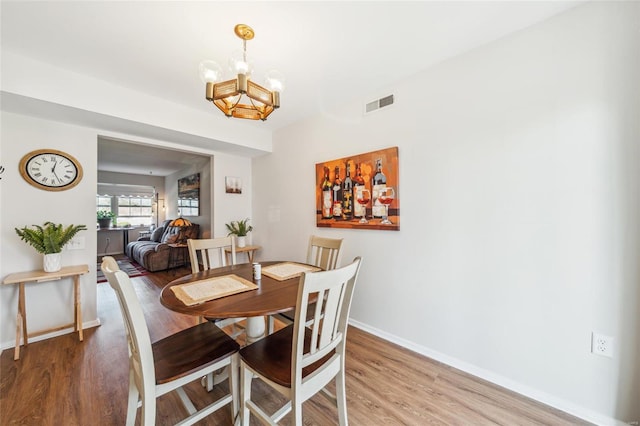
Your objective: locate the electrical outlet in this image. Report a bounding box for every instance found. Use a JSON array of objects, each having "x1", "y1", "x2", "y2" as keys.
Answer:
[
  {"x1": 66, "y1": 236, "x2": 85, "y2": 250},
  {"x1": 591, "y1": 332, "x2": 613, "y2": 358}
]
